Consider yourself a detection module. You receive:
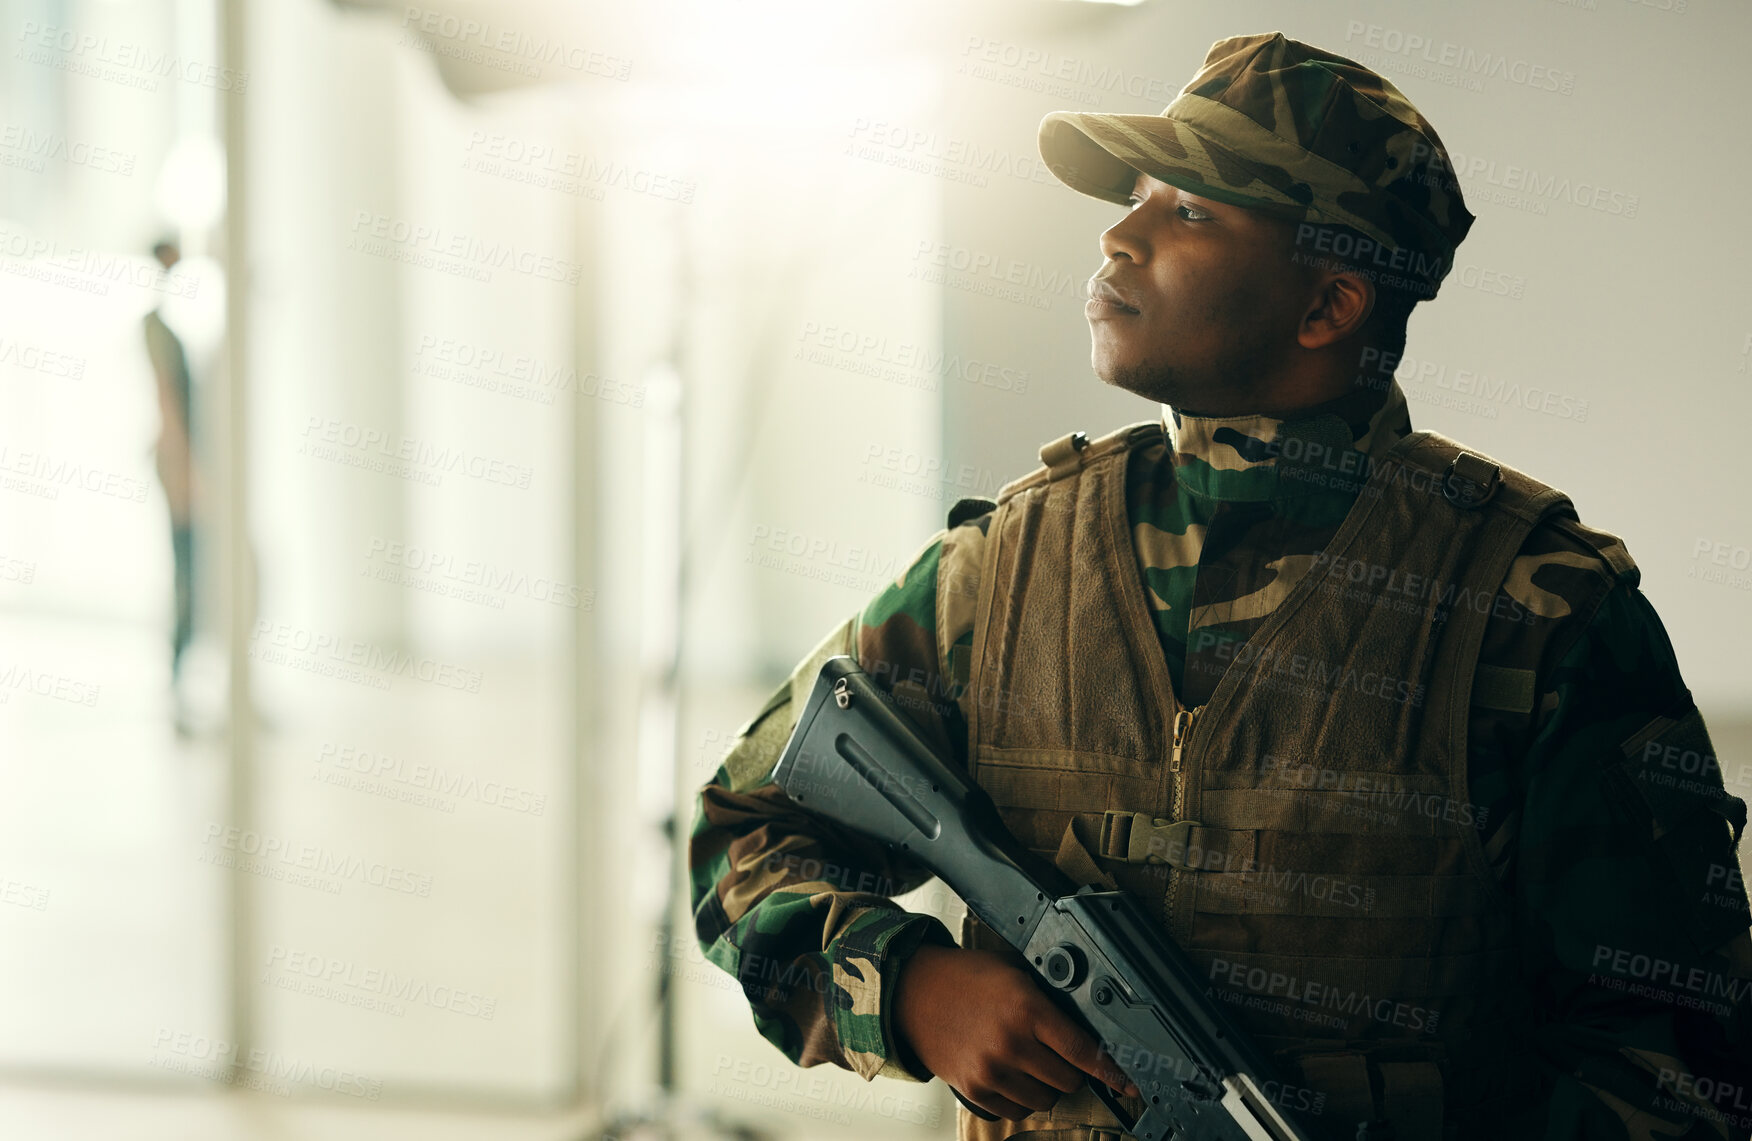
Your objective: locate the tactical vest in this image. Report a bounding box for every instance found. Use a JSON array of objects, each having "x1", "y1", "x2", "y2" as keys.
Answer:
[{"x1": 951, "y1": 420, "x2": 1632, "y2": 1141}]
